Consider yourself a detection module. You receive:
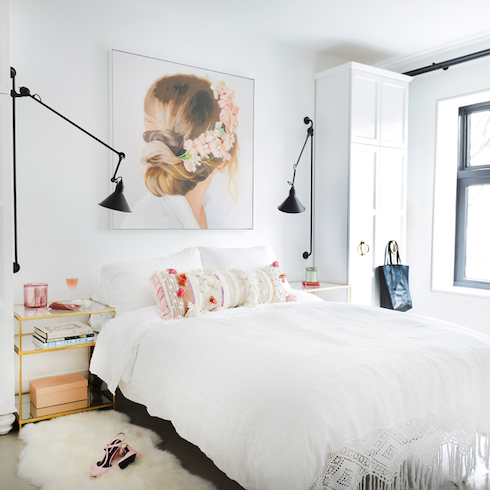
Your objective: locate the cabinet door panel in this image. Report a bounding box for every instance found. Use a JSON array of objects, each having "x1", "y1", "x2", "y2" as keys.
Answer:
[
  {"x1": 380, "y1": 78, "x2": 409, "y2": 149},
  {"x1": 351, "y1": 71, "x2": 381, "y2": 145},
  {"x1": 375, "y1": 147, "x2": 407, "y2": 266},
  {"x1": 349, "y1": 144, "x2": 377, "y2": 305}
]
